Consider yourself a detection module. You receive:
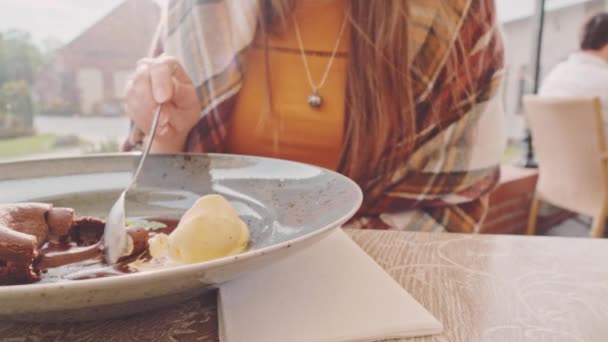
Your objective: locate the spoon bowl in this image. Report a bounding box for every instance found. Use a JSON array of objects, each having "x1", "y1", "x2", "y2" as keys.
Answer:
[{"x1": 103, "y1": 104, "x2": 162, "y2": 264}]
